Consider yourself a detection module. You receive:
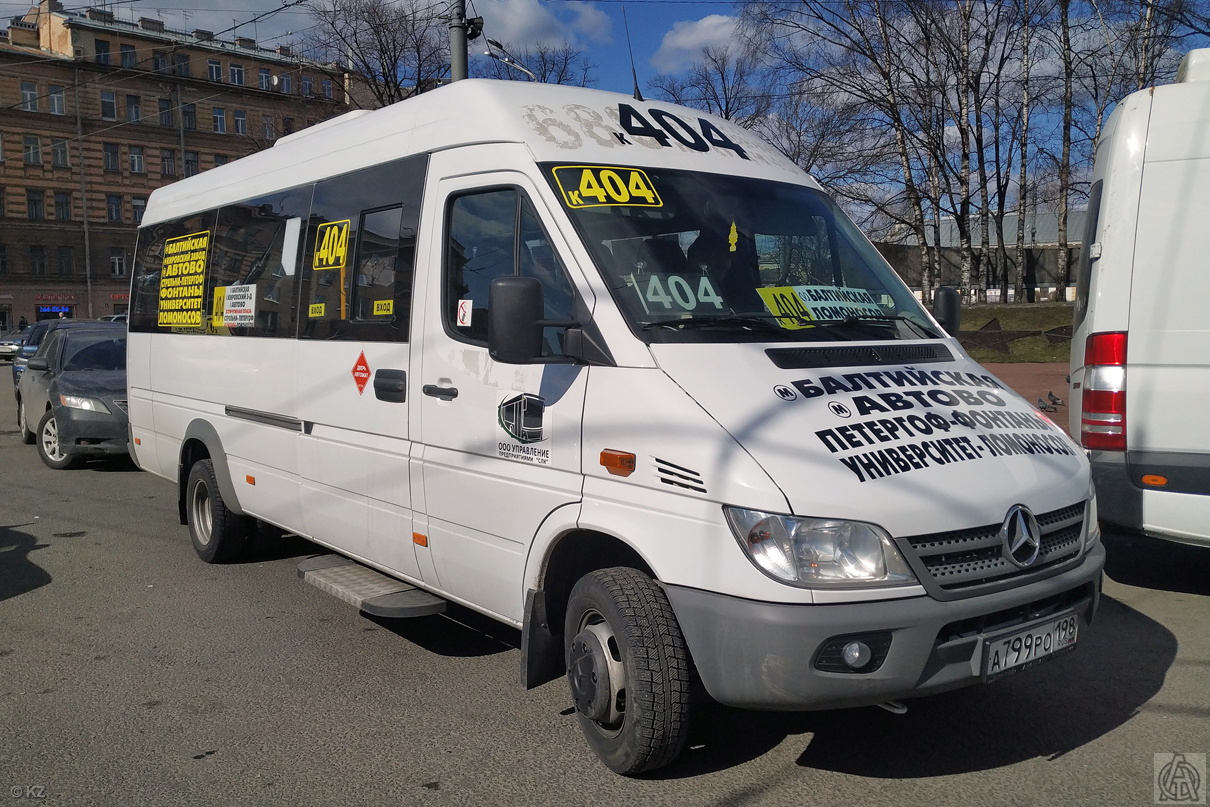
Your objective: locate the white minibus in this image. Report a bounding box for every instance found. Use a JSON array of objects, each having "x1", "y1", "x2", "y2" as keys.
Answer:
[
  {"x1": 129, "y1": 80, "x2": 1104, "y2": 774},
  {"x1": 1071, "y1": 48, "x2": 1210, "y2": 548}
]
